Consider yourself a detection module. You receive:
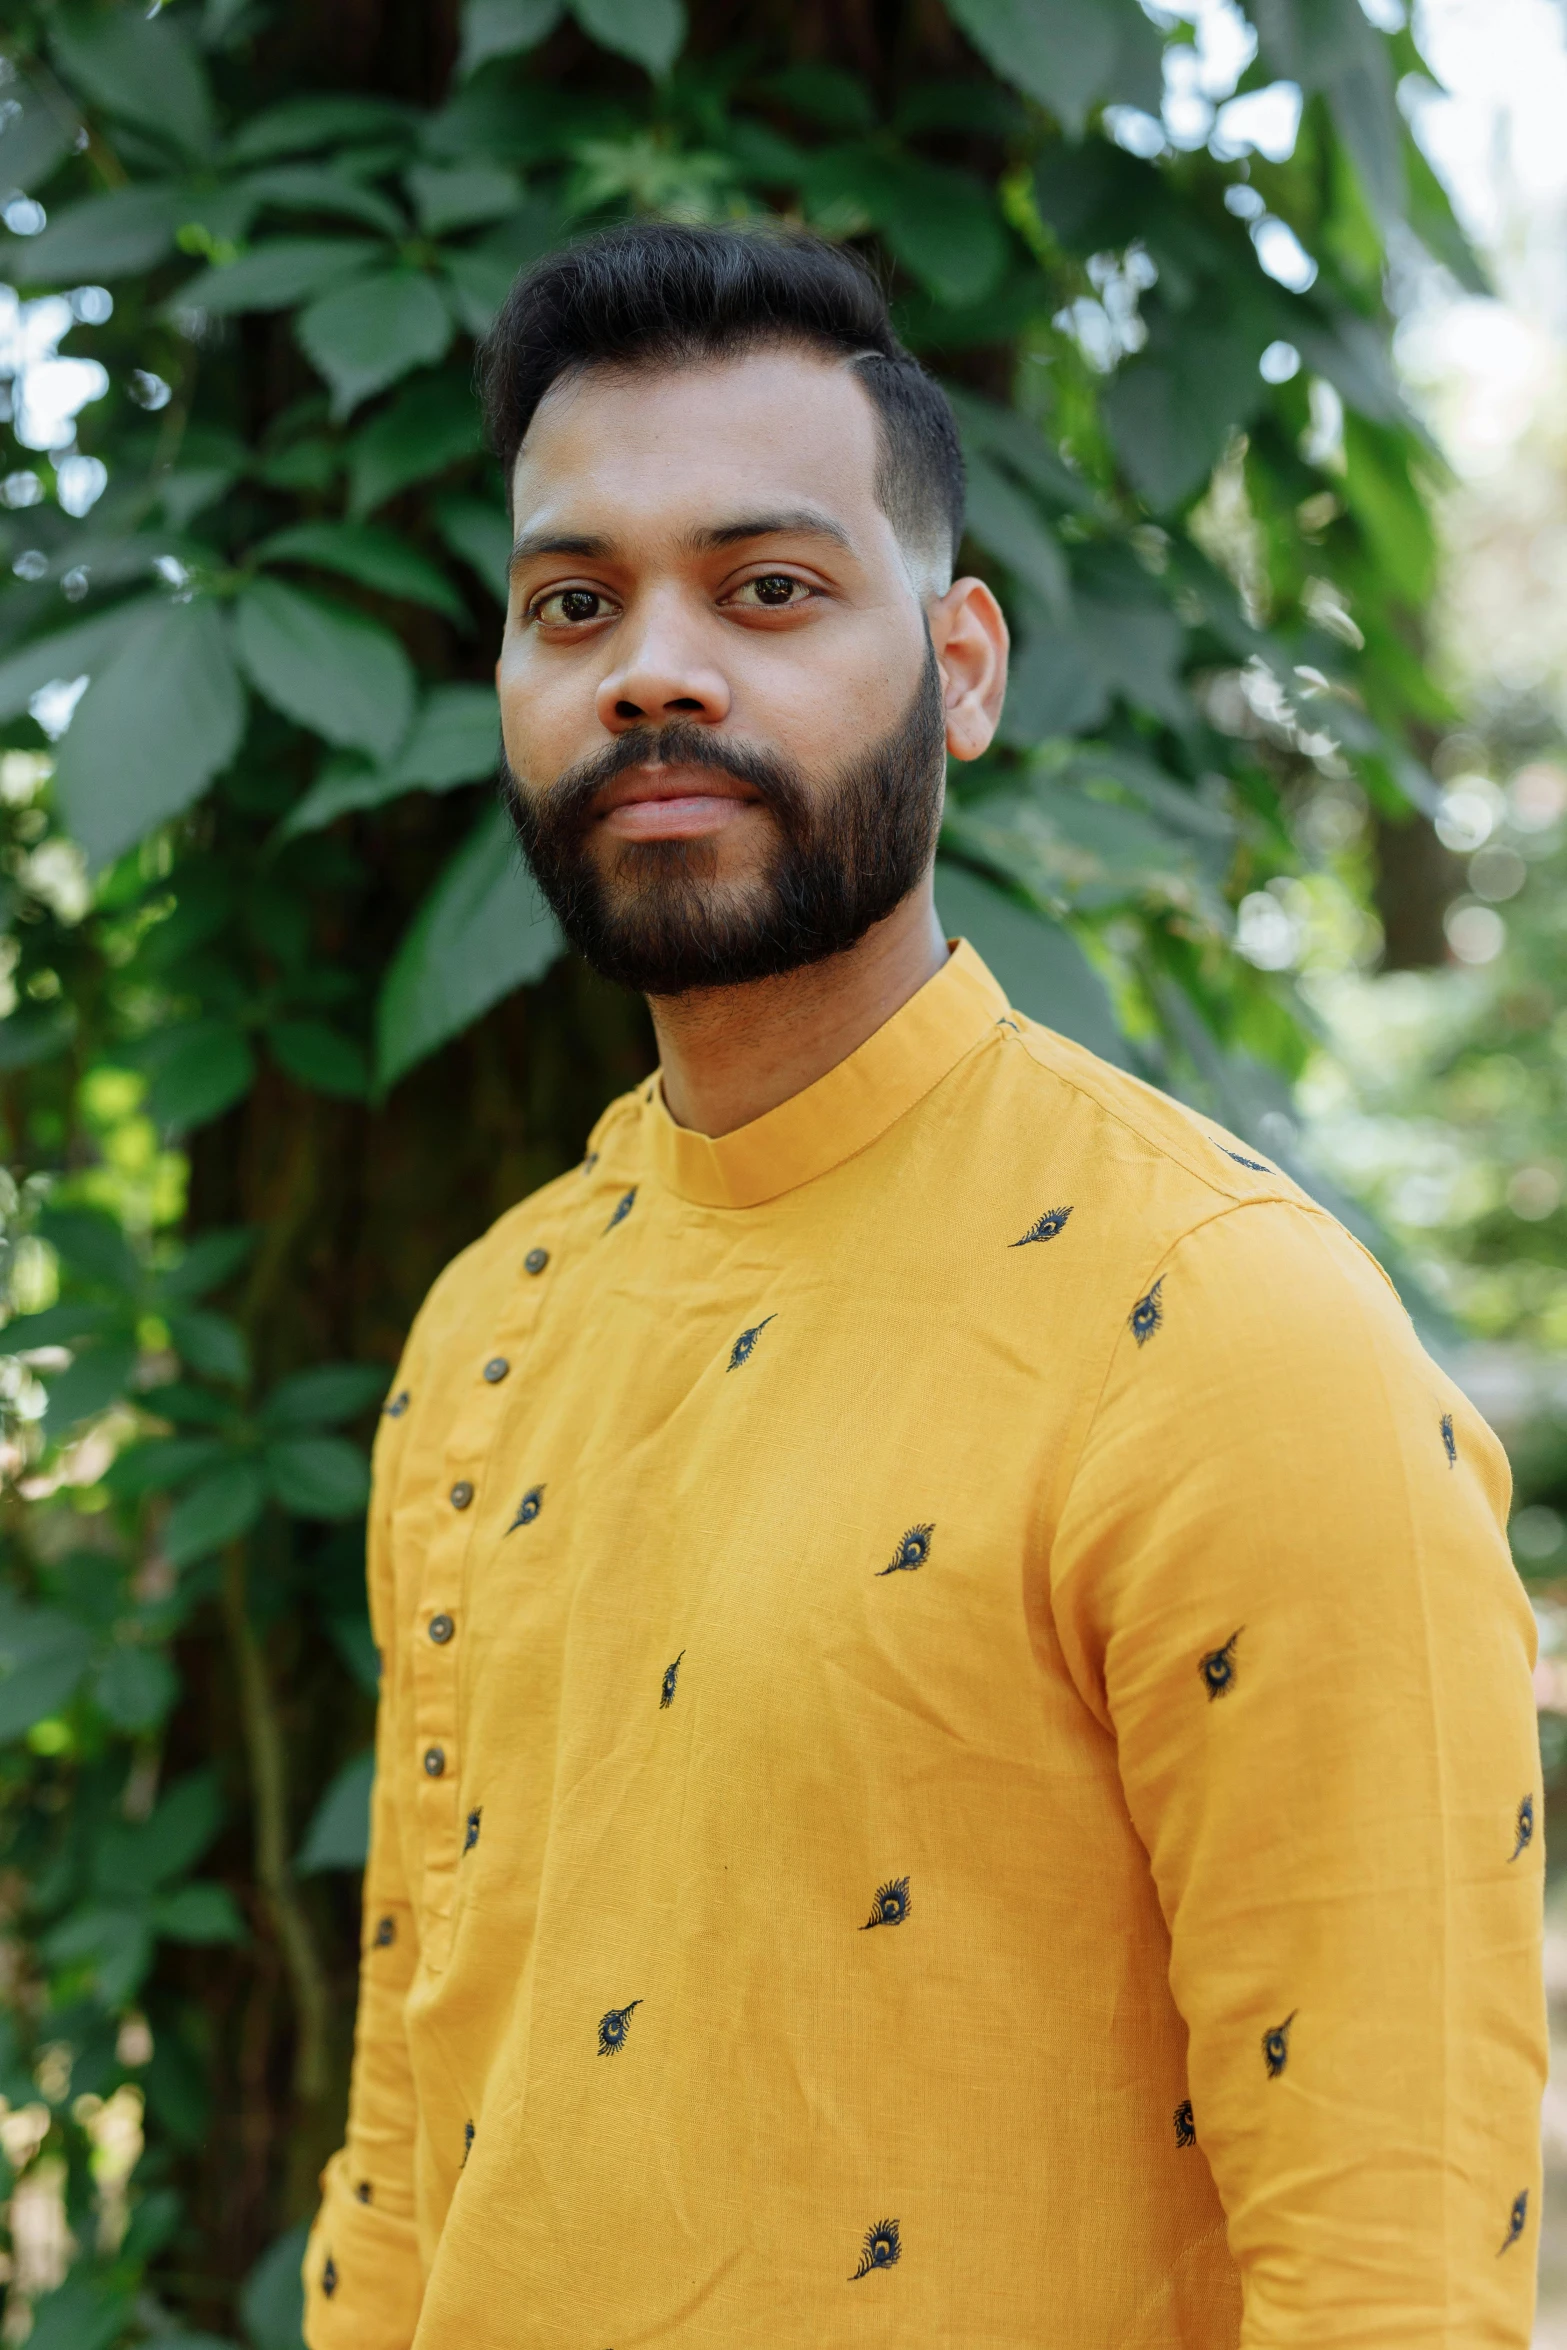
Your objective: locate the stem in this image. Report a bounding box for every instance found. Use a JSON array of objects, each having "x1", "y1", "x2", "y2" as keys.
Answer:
[{"x1": 222, "y1": 1544, "x2": 329, "y2": 2105}]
